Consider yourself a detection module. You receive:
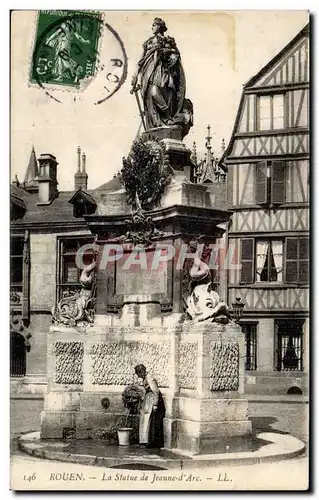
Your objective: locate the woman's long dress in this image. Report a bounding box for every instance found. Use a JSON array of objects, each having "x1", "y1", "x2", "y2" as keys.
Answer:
[
  {"x1": 139, "y1": 373, "x2": 165, "y2": 448},
  {"x1": 137, "y1": 34, "x2": 186, "y2": 129}
]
